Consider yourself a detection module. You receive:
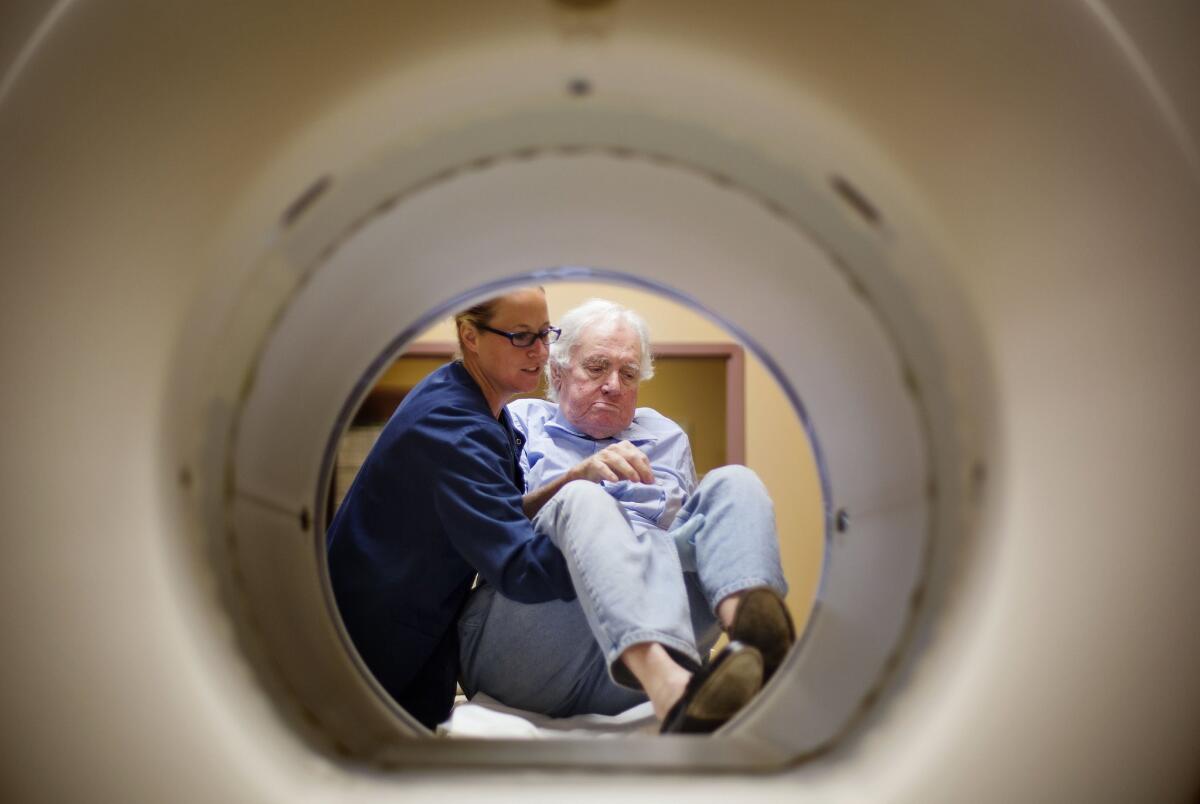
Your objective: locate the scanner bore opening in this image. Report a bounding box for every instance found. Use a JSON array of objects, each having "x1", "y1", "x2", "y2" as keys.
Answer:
[{"x1": 317, "y1": 275, "x2": 829, "y2": 739}]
